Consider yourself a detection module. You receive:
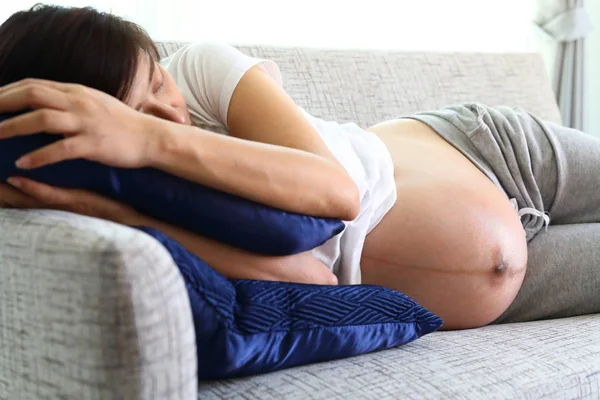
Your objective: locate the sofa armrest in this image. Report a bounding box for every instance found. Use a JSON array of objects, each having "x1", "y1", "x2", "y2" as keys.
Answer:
[{"x1": 0, "y1": 209, "x2": 197, "y2": 400}]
